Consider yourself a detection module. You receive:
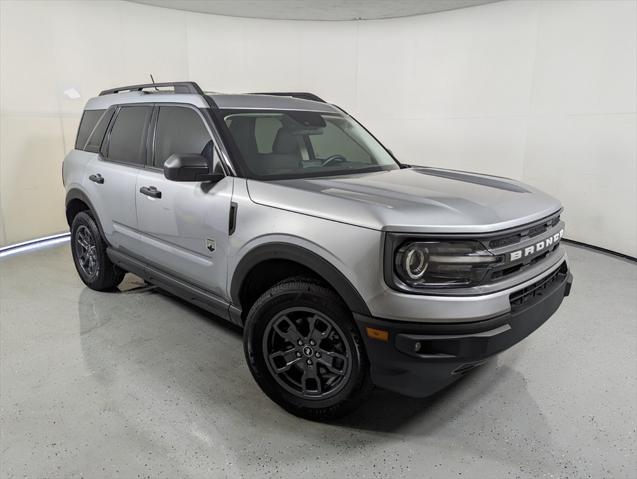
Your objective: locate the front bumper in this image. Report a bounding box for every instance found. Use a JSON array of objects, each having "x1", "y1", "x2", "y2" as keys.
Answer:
[{"x1": 354, "y1": 262, "x2": 573, "y2": 397}]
